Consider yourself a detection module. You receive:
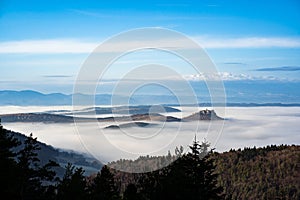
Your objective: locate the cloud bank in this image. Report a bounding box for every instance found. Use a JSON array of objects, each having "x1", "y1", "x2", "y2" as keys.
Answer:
[
  {"x1": 2, "y1": 107, "x2": 300, "y2": 162},
  {"x1": 0, "y1": 36, "x2": 299, "y2": 54},
  {"x1": 255, "y1": 66, "x2": 300, "y2": 72}
]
